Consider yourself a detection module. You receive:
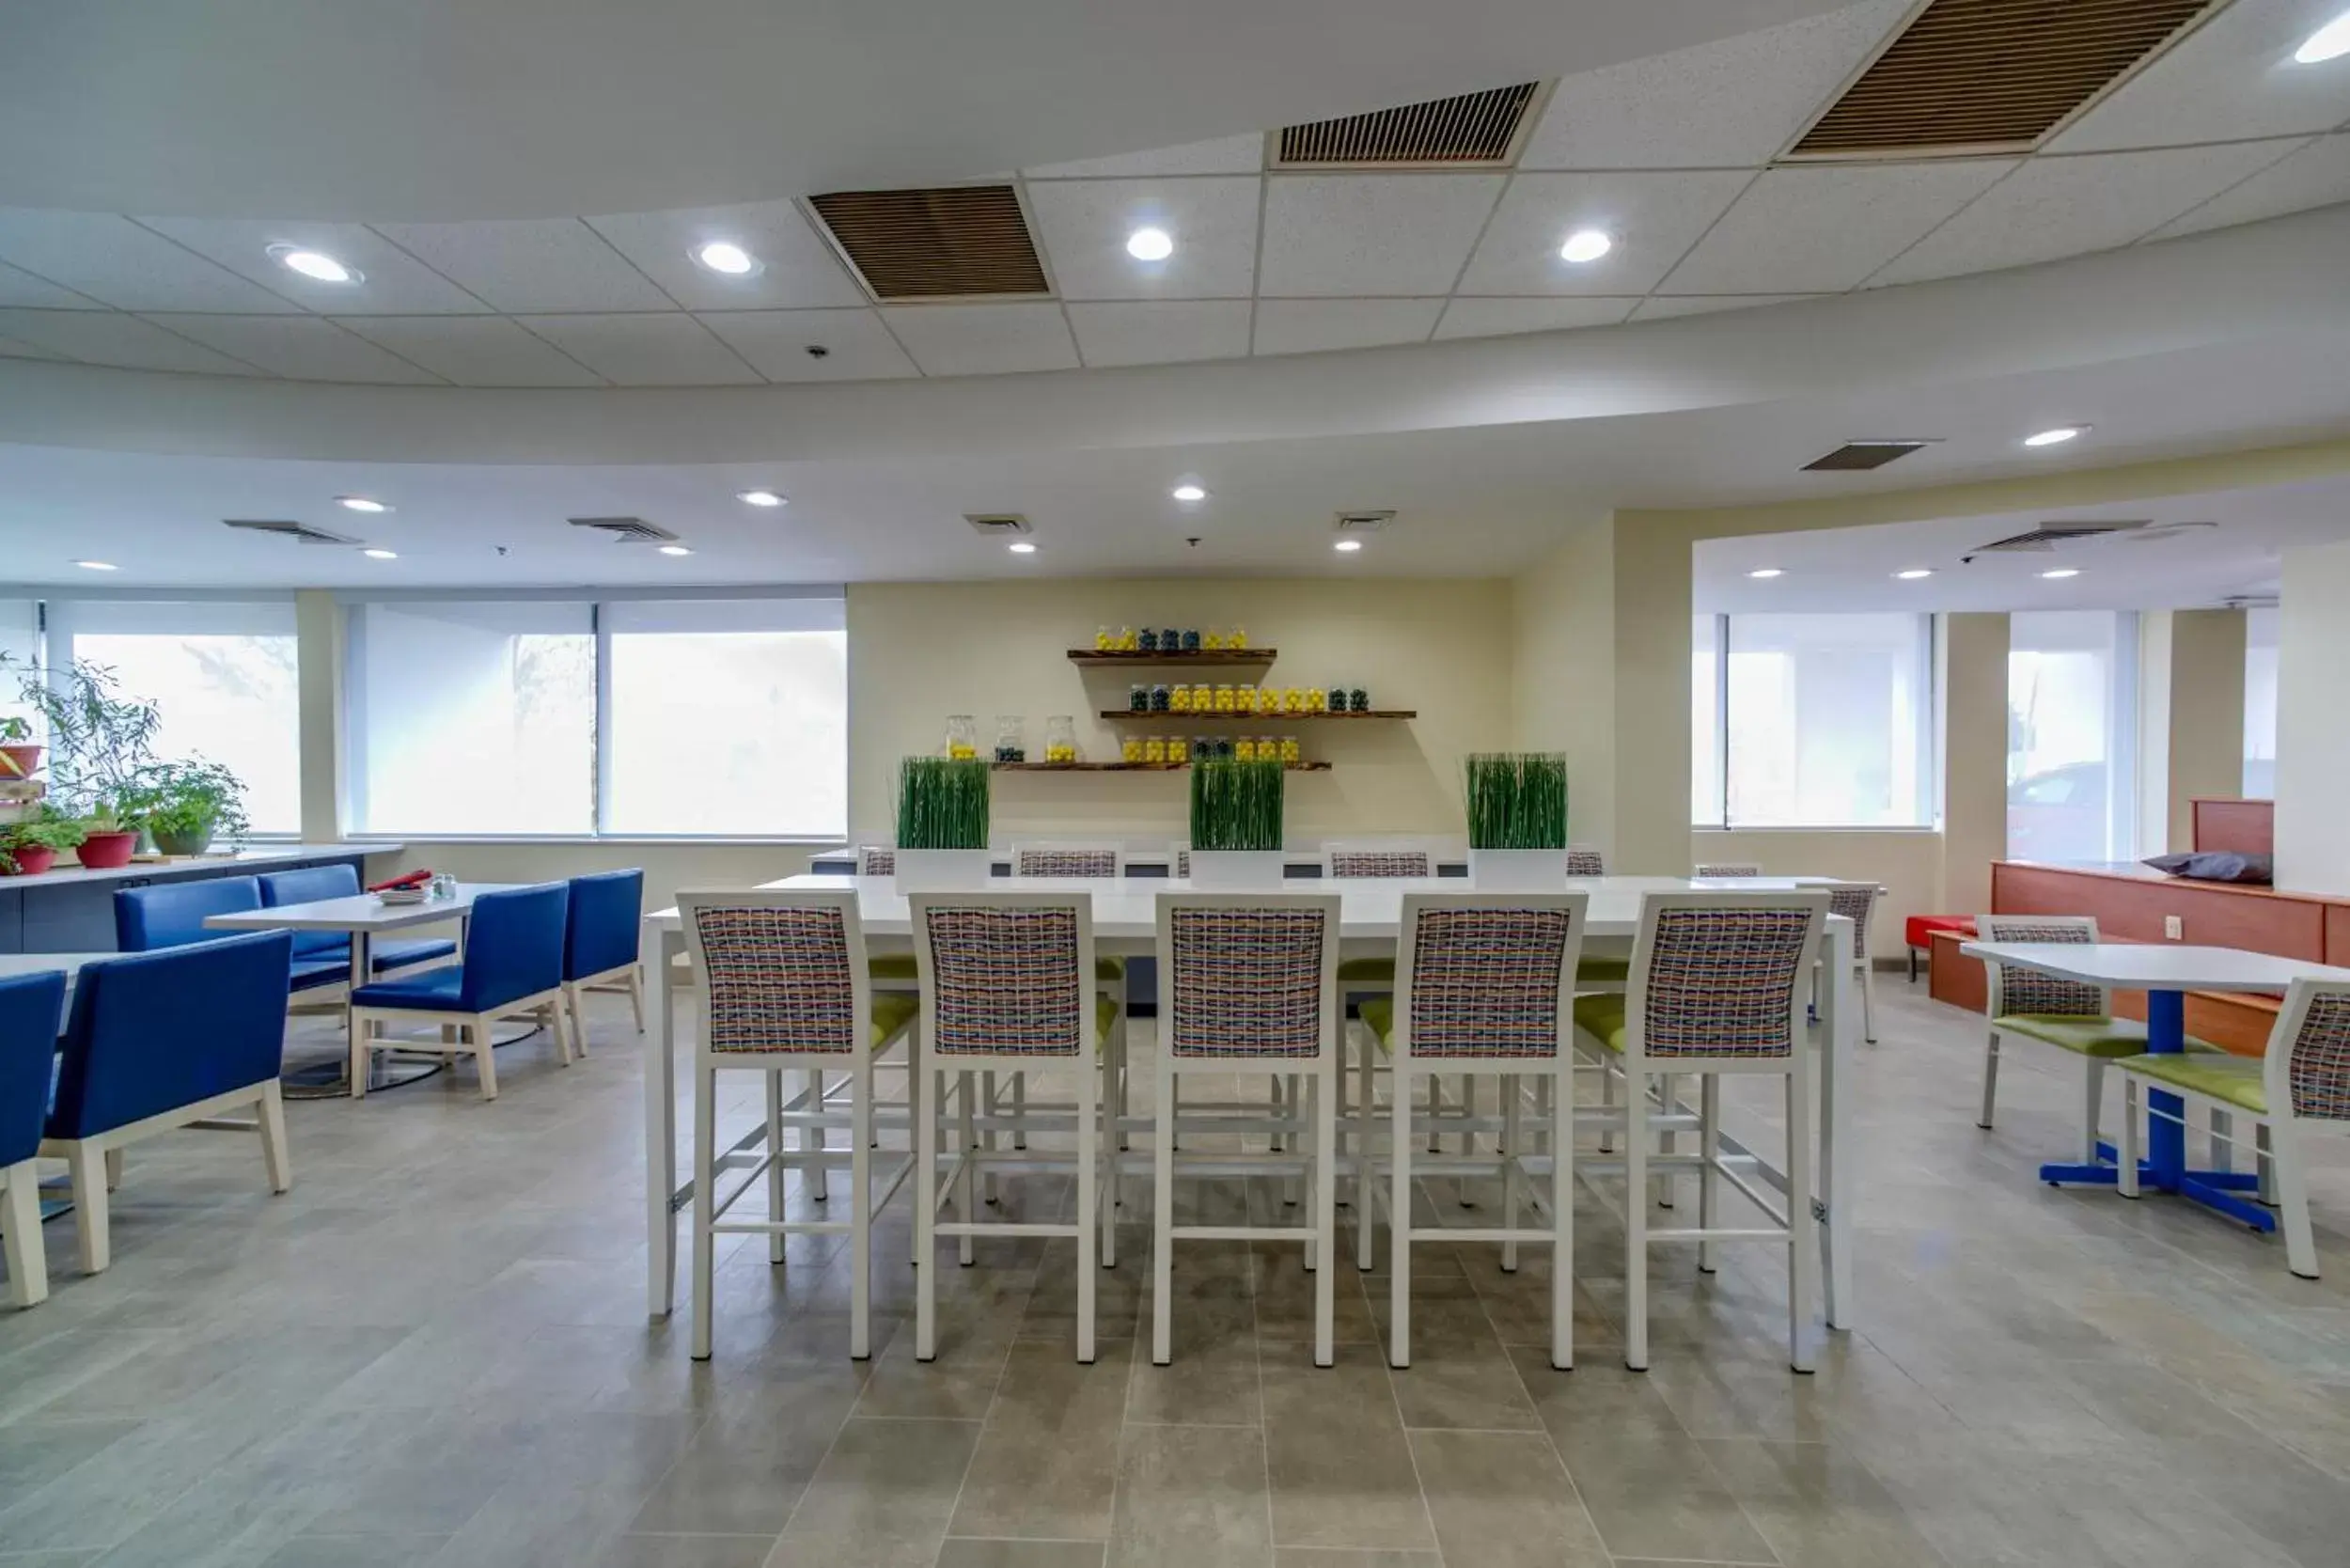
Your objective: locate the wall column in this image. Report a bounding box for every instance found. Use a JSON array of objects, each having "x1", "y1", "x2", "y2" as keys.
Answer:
[
  {"x1": 1940, "y1": 612, "x2": 2008, "y2": 917},
  {"x1": 2158, "y1": 609, "x2": 2247, "y2": 853},
  {"x1": 2277, "y1": 543, "x2": 2350, "y2": 893},
  {"x1": 295, "y1": 589, "x2": 344, "y2": 843},
  {"x1": 1610, "y1": 512, "x2": 1695, "y2": 874}
]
